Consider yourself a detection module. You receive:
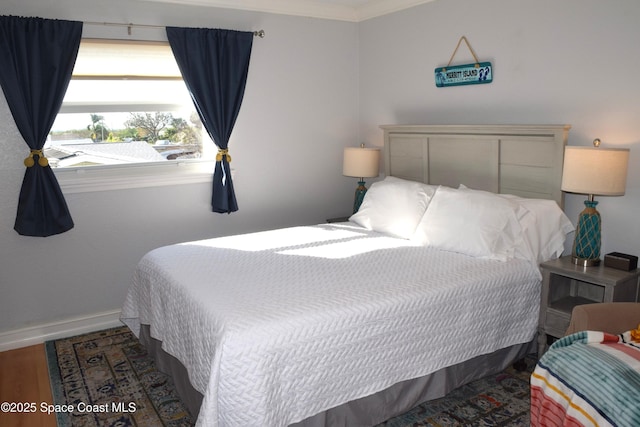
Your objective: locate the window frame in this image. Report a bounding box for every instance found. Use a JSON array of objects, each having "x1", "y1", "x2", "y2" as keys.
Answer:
[
  {"x1": 54, "y1": 160, "x2": 215, "y2": 194},
  {"x1": 52, "y1": 38, "x2": 216, "y2": 194}
]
